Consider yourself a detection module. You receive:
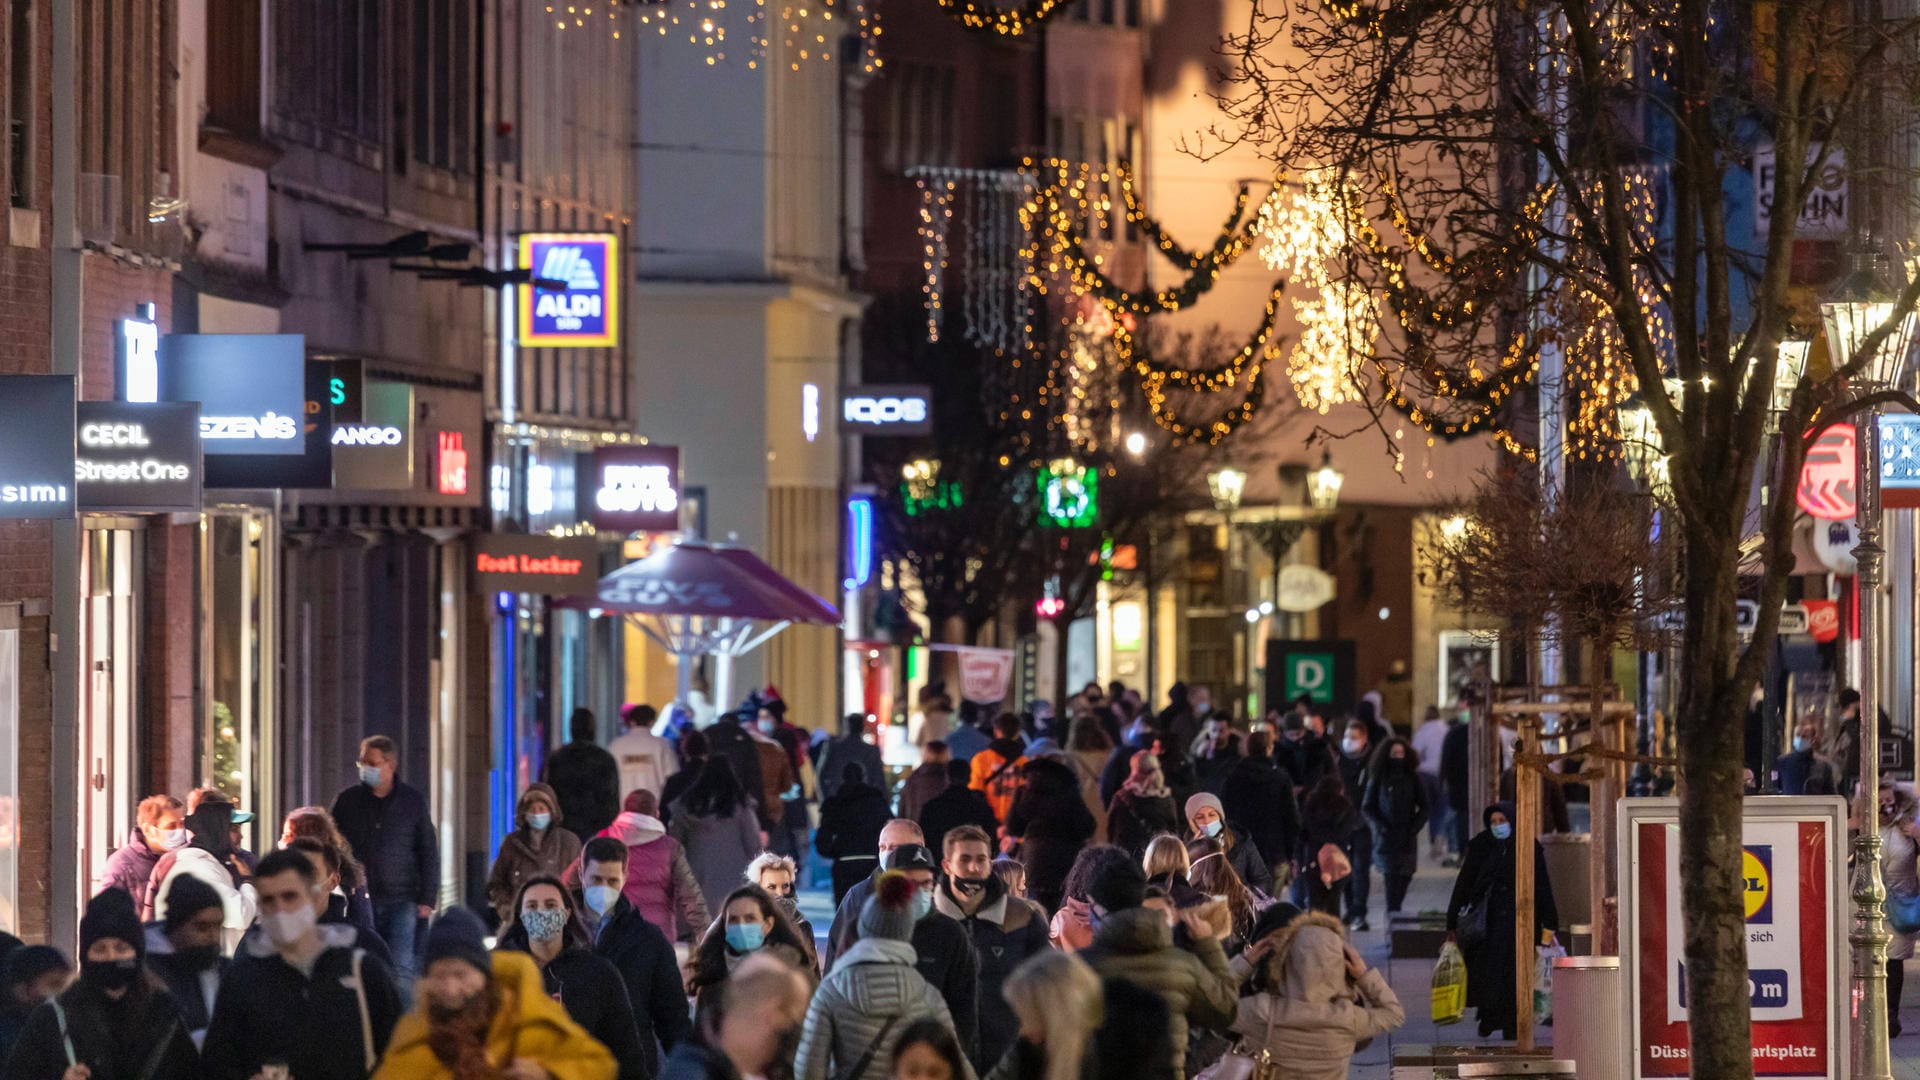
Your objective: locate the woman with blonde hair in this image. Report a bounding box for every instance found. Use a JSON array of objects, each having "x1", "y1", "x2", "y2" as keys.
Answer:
[
  {"x1": 987, "y1": 951, "x2": 1105, "y2": 1080},
  {"x1": 1142, "y1": 833, "x2": 1207, "y2": 908},
  {"x1": 1186, "y1": 837, "x2": 1258, "y2": 956}
]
